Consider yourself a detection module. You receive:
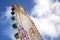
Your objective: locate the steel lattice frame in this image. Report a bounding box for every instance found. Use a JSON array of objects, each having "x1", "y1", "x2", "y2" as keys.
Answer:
[{"x1": 11, "y1": 4, "x2": 43, "y2": 40}]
